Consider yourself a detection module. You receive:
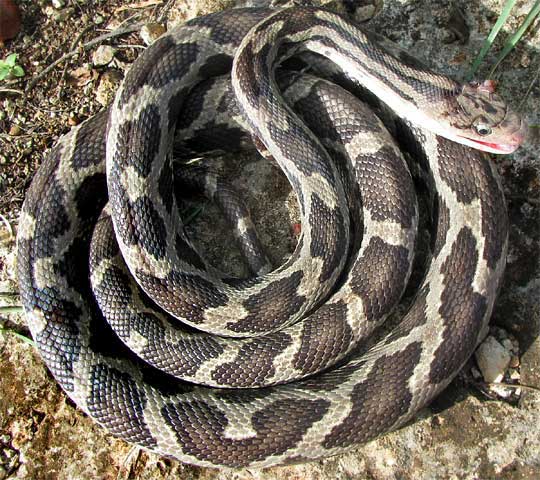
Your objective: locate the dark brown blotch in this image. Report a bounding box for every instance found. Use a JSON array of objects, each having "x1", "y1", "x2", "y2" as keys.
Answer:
[
  {"x1": 322, "y1": 342, "x2": 421, "y2": 448},
  {"x1": 431, "y1": 196, "x2": 451, "y2": 258},
  {"x1": 88, "y1": 363, "x2": 158, "y2": 448},
  {"x1": 174, "y1": 233, "x2": 206, "y2": 271},
  {"x1": 349, "y1": 237, "x2": 410, "y2": 322},
  {"x1": 309, "y1": 193, "x2": 348, "y2": 283},
  {"x1": 114, "y1": 105, "x2": 162, "y2": 178},
  {"x1": 136, "y1": 270, "x2": 229, "y2": 324},
  {"x1": 158, "y1": 159, "x2": 174, "y2": 214},
  {"x1": 211, "y1": 332, "x2": 292, "y2": 387},
  {"x1": 70, "y1": 110, "x2": 108, "y2": 170},
  {"x1": 227, "y1": 271, "x2": 305, "y2": 333},
  {"x1": 161, "y1": 396, "x2": 329, "y2": 467},
  {"x1": 33, "y1": 178, "x2": 71, "y2": 257},
  {"x1": 131, "y1": 195, "x2": 168, "y2": 260},
  {"x1": 120, "y1": 39, "x2": 199, "y2": 104},
  {"x1": 293, "y1": 300, "x2": 353, "y2": 374},
  {"x1": 31, "y1": 290, "x2": 82, "y2": 391},
  {"x1": 198, "y1": 53, "x2": 233, "y2": 78},
  {"x1": 144, "y1": 327, "x2": 225, "y2": 379},
  {"x1": 429, "y1": 227, "x2": 487, "y2": 383}
]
